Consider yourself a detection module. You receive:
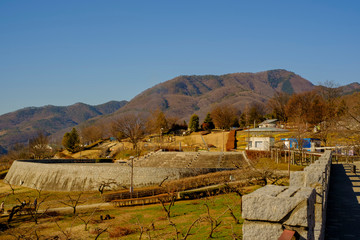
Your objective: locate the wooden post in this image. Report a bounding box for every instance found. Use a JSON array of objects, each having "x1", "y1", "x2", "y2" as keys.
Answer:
[{"x1": 288, "y1": 152, "x2": 290, "y2": 177}]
